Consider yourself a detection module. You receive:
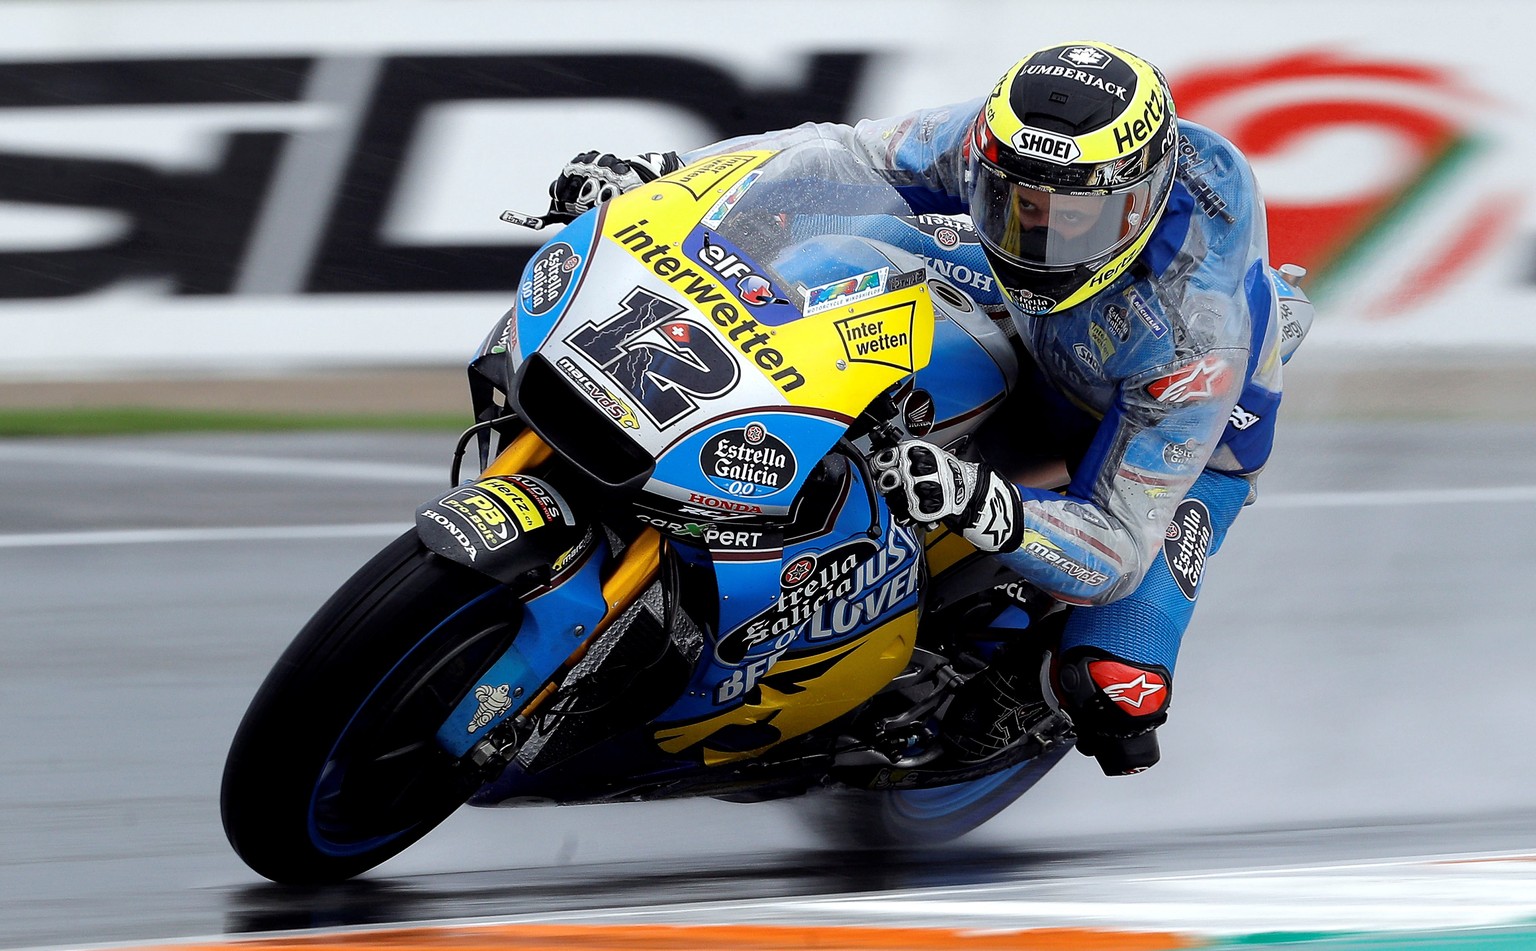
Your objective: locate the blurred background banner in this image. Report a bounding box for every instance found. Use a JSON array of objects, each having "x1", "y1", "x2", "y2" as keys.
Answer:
[{"x1": 0, "y1": 0, "x2": 1531, "y2": 375}]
